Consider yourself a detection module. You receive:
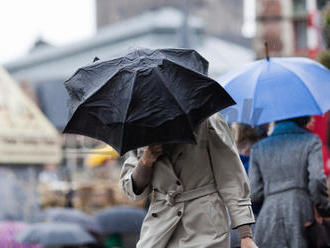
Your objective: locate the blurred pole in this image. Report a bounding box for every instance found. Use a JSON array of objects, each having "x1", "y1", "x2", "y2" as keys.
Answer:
[
  {"x1": 242, "y1": 0, "x2": 256, "y2": 38},
  {"x1": 180, "y1": 0, "x2": 191, "y2": 48},
  {"x1": 307, "y1": 0, "x2": 320, "y2": 59},
  {"x1": 27, "y1": 166, "x2": 37, "y2": 222},
  {"x1": 264, "y1": 41, "x2": 270, "y2": 60},
  {"x1": 65, "y1": 148, "x2": 78, "y2": 182}
]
